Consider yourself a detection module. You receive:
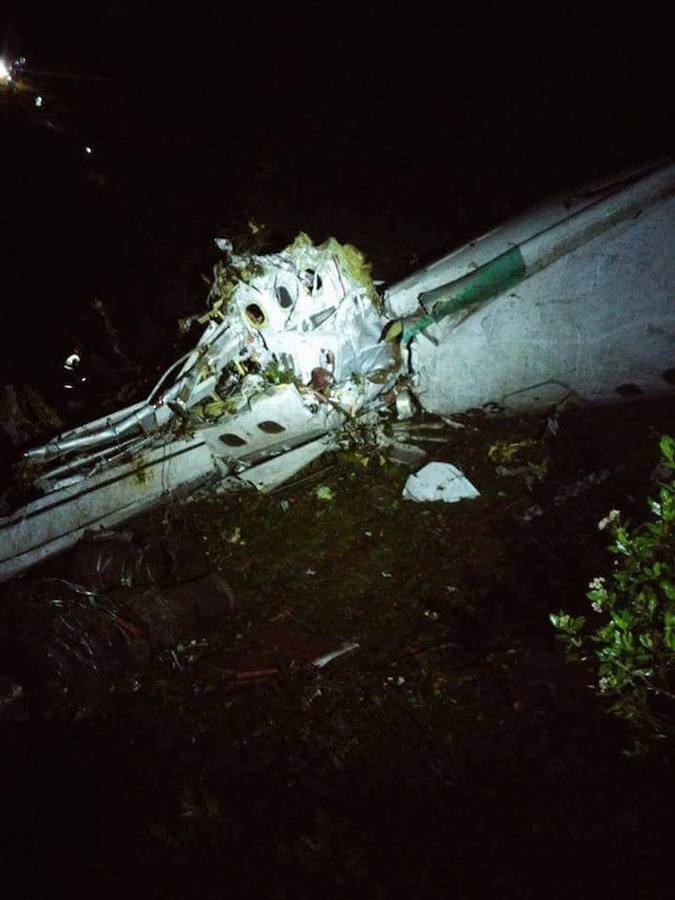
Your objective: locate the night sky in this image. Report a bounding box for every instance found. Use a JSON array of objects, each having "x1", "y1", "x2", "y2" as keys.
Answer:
[{"x1": 2, "y1": 4, "x2": 673, "y2": 391}]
